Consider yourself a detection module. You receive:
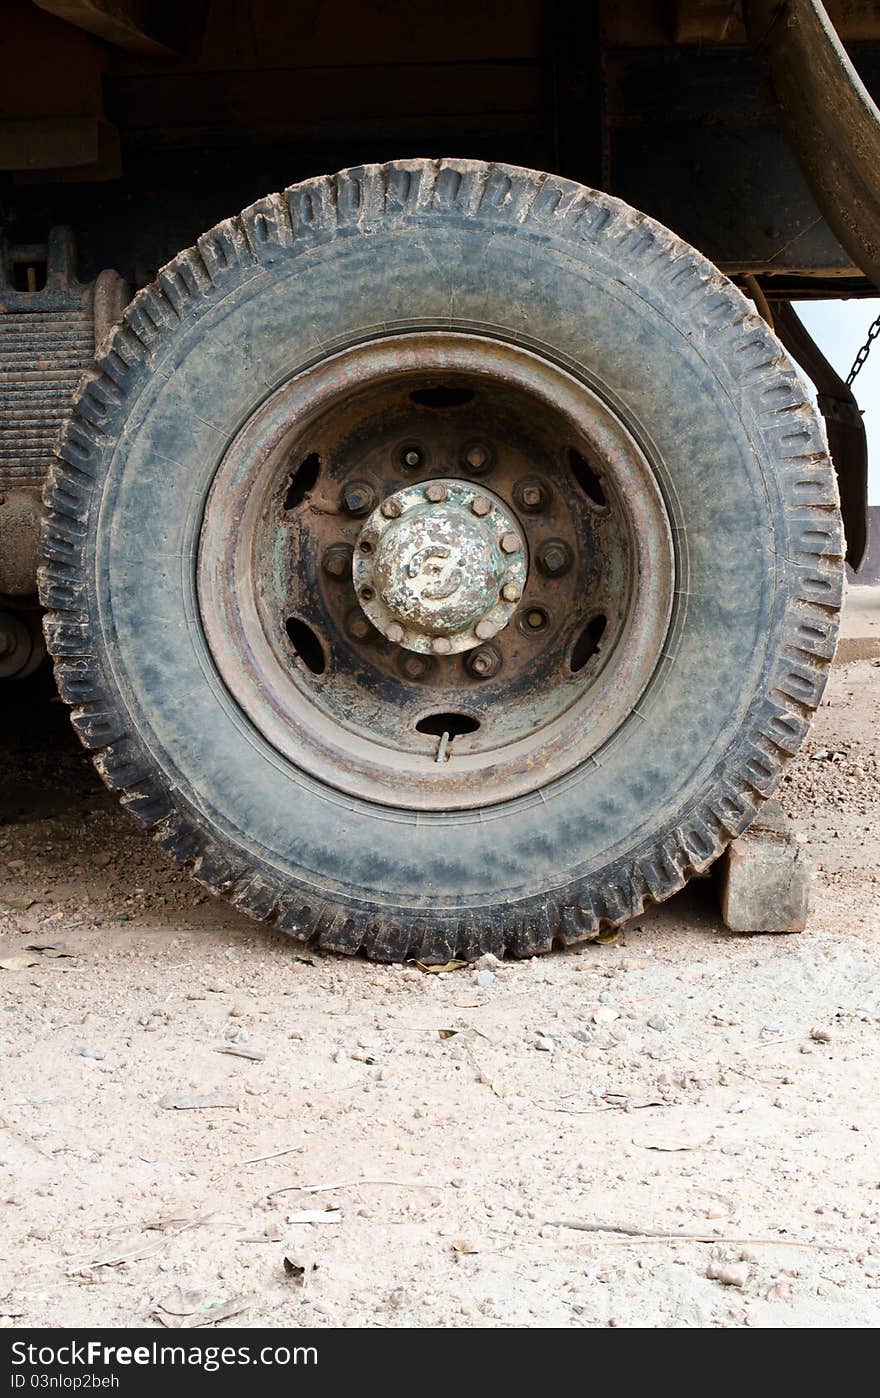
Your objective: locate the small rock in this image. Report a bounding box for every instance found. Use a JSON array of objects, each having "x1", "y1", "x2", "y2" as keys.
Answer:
[
  {"x1": 592, "y1": 1006, "x2": 618, "y2": 1025},
  {"x1": 91, "y1": 851, "x2": 112, "y2": 869},
  {"x1": 475, "y1": 953, "x2": 501, "y2": 971},
  {"x1": 77, "y1": 1046, "x2": 106, "y2": 1061},
  {"x1": 598, "y1": 992, "x2": 616, "y2": 1006},
  {"x1": 810, "y1": 1027, "x2": 832, "y2": 1043},
  {"x1": 647, "y1": 1014, "x2": 670, "y2": 1032},
  {"x1": 765, "y1": 1281, "x2": 792, "y2": 1301},
  {"x1": 473, "y1": 970, "x2": 495, "y2": 989},
  {"x1": 333, "y1": 1049, "x2": 348, "y2": 1064},
  {"x1": 534, "y1": 1035, "x2": 555, "y2": 1053},
  {"x1": 572, "y1": 1029, "x2": 594, "y2": 1045},
  {"x1": 706, "y1": 1259, "x2": 749, "y2": 1287}
]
